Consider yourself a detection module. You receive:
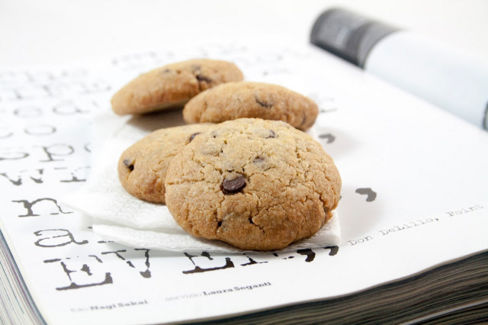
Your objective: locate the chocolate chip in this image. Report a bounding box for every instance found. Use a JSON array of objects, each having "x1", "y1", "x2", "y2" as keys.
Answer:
[
  {"x1": 221, "y1": 175, "x2": 246, "y2": 195},
  {"x1": 123, "y1": 159, "x2": 134, "y2": 171},
  {"x1": 266, "y1": 130, "x2": 276, "y2": 138},
  {"x1": 255, "y1": 95, "x2": 273, "y2": 108},
  {"x1": 196, "y1": 74, "x2": 212, "y2": 83},
  {"x1": 189, "y1": 132, "x2": 201, "y2": 143},
  {"x1": 217, "y1": 221, "x2": 222, "y2": 228}
]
